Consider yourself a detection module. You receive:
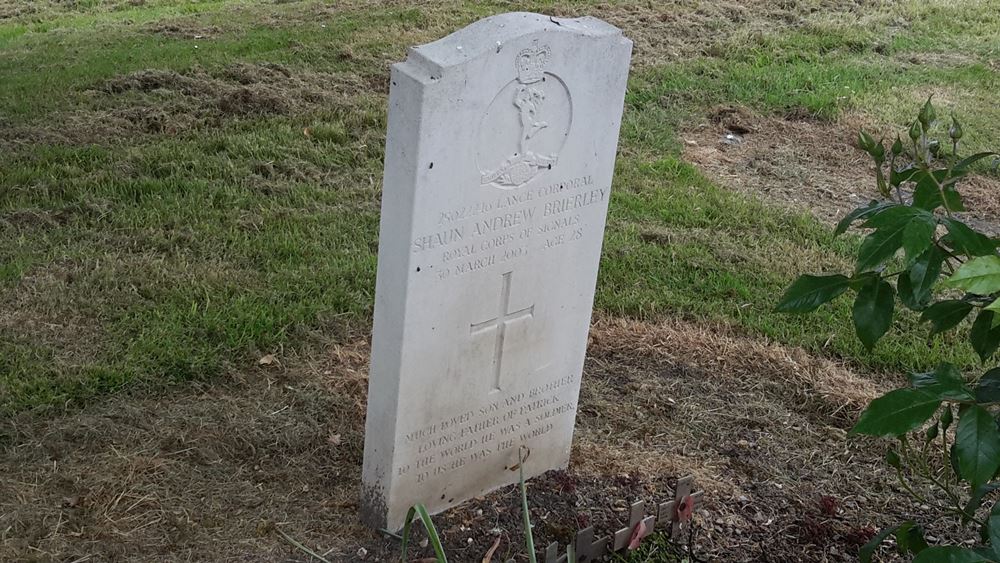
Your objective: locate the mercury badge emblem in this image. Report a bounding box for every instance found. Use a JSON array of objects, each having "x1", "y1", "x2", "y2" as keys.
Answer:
[{"x1": 478, "y1": 41, "x2": 573, "y2": 189}]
